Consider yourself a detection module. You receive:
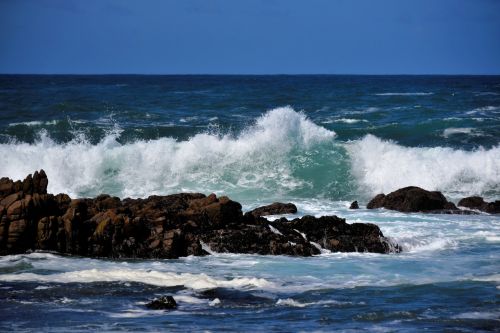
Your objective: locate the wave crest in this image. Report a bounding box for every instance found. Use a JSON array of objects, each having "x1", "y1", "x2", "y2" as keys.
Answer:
[
  {"x1": 0, "y1": 107, "x2": 336, "y2": 199},
  {"x1": 347, "y1": 135, "x2": 500, "y2": 200}
]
